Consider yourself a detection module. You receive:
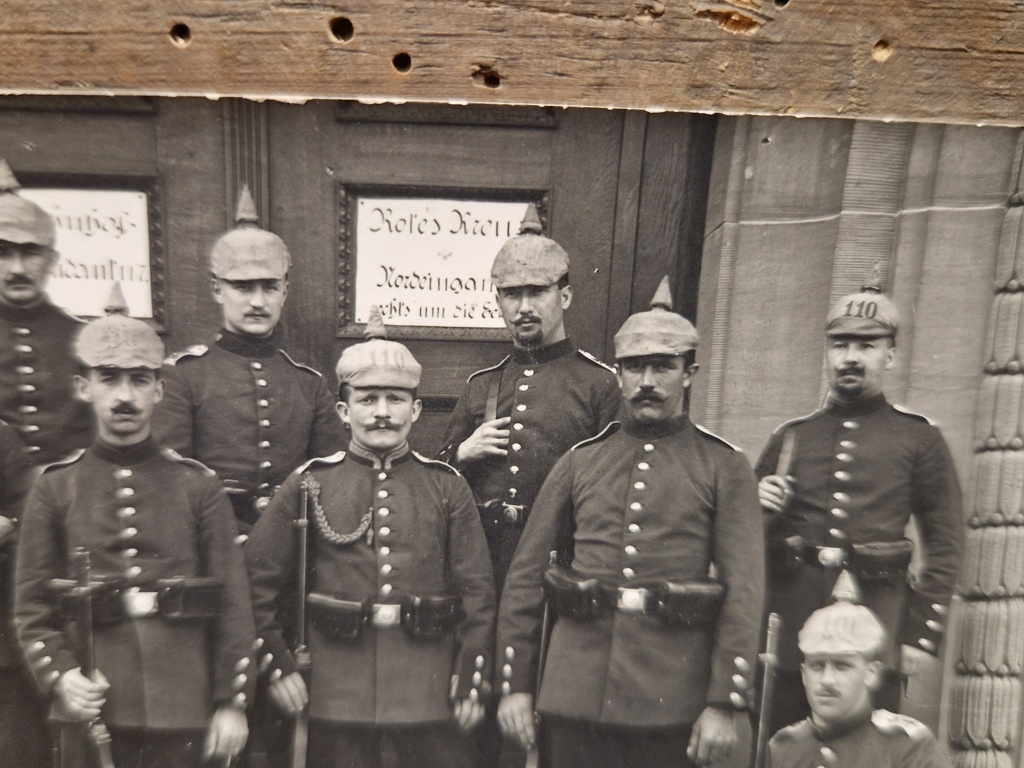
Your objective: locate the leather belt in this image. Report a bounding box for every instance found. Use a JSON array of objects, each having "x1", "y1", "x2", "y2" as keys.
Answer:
[
  {"x1": 615, "y1": 587, "x2": 654, "y2": 614},
  {"x1": 122, "y1": 588, "x2": 159, "y2": 618},
  {"x1": 371, "y1": 603, "x2": 403, "y2": 628}
]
